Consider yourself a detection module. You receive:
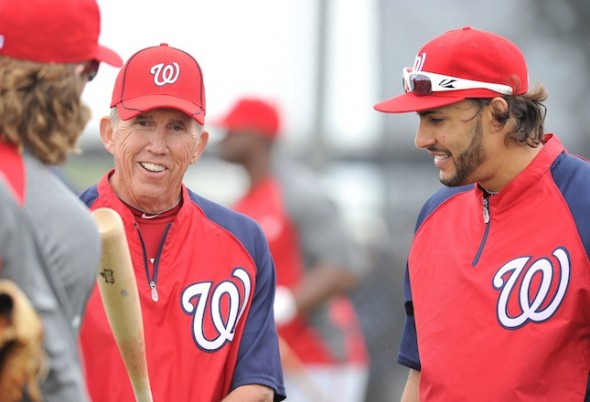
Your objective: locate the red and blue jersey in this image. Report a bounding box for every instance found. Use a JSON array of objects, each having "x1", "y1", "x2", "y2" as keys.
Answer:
[
  {"x1": 79, "y1": 172, "x2": 285, "y2": 401},
  {"x1": 399, "y1": 134, "x2": 590, "y2": 401}
]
